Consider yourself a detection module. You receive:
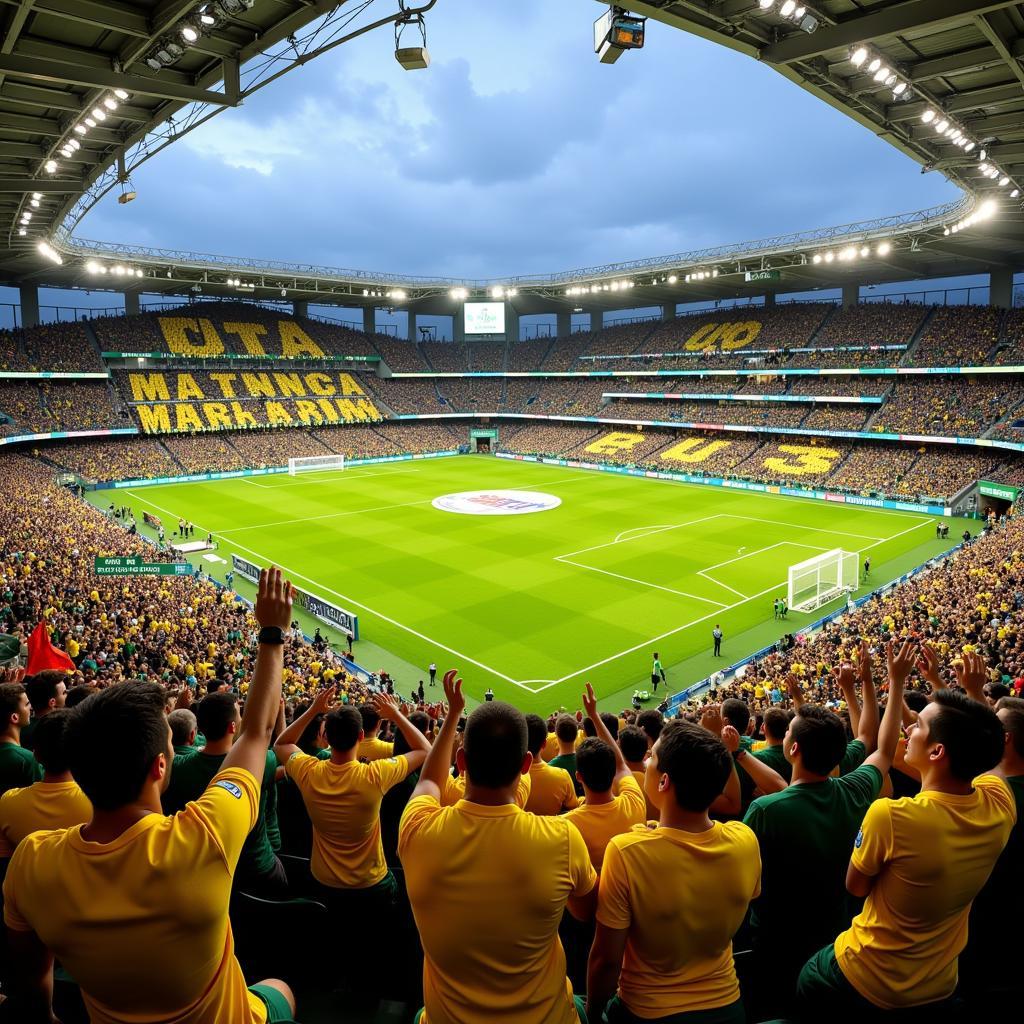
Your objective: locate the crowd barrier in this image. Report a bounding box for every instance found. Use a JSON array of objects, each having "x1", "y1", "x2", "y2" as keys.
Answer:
[
  {"x1": 603, "y1": 392, "x2": 884, "y2": 404},
  {"x1": 494, "y1": 451, "x2": 951, "y2": 515},
  {"x1": 390, "y1": 364, "x2": 1024, "y2": 379},
  {"x1": 665, "y1": 542, "x2": 965, "y2": 713},
  {"x1": 0, "y1": 371, "x2": 109, "y2": 380},
  {"x1": 91, "y1": 449, "x2": 461, "y2": 490},
  {"x1": 0, "y1": 427, "x2": 138, "y2": 448}
]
